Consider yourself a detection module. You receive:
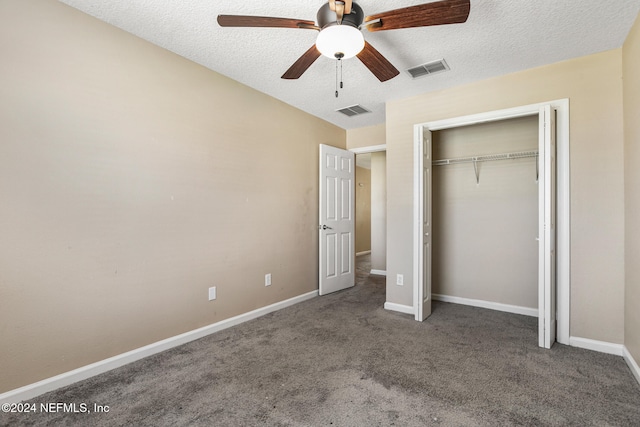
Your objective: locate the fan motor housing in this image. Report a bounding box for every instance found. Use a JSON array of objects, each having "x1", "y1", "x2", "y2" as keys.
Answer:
[{"x1": 317, "y1": 2, "x2": 364, "y2": 29}]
